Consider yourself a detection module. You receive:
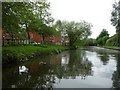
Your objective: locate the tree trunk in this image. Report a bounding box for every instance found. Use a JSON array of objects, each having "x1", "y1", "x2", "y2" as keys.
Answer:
[
  {"x1": 69, "y1": 39, "x2": 74, "y2": 46},
  {"x1": 27, "y1": 31, "x2": 30, "y2": 44},
  {"x1": 69, "y1": 36, "x2": 78, "y2": 46},
  {"x1": 42, "y1": 34, "x2": 45, "y2": 44},
  {"x1": 118, "y1": 30, "x2": 120, "y2": 47},
  {"x1": 25, "y1": 23, "x2": 30, "y2": 44},
  {"x1": 11, "y1": 34, "x2": 14, "y2": 46}
]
